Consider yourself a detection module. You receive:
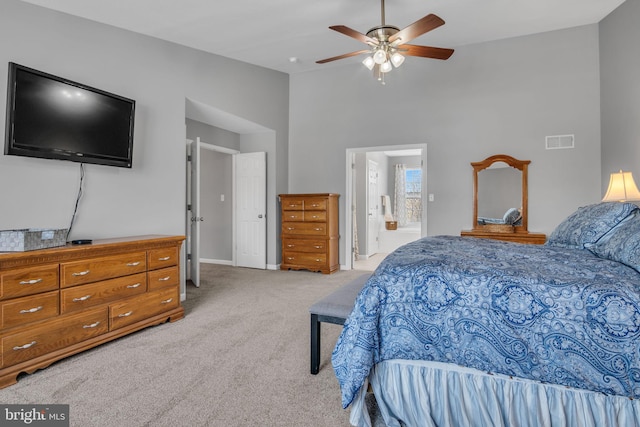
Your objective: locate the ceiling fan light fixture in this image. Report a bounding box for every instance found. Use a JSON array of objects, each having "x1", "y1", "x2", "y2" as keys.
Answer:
[
  {"x1": 390, "y1": 52, "x2": 405, "y2": 68},
  {"x1": 373, "y1": 48, "x2": 387, "y2": 64},
  {"x1": 380, "y1": 60, "x2": 392, "y2": 73},
  {"x1": 362, "y1": 56, "x2": 375, "y2": 70}
]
